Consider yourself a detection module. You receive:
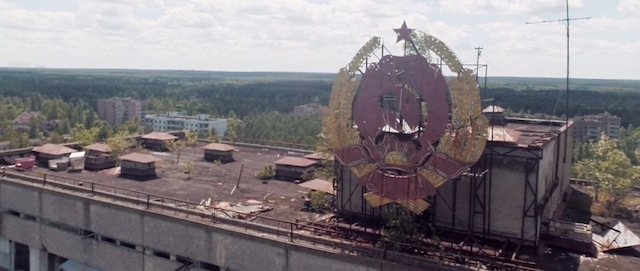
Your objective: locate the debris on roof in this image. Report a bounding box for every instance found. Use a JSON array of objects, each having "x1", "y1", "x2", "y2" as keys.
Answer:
[
  {"x1": 592, "y1": 220, "x2": 640, "y2": 252},
  {"x1": 303, "y1": 152, "x2": 335, "y2": 161},
  {"x1": 482, "y1": 105, "x2": 505, "y2": 113},
  {"x1": 488, "y1": 126, "x2": 521, "y2": 143},
  {"x1": 210, "y1": 201, "x2": 273, "y2": 219}
]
